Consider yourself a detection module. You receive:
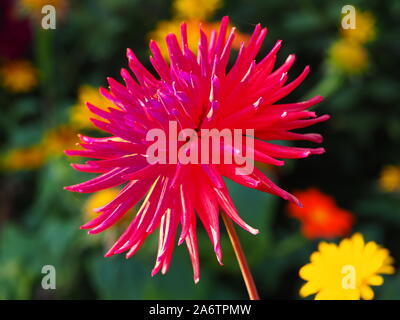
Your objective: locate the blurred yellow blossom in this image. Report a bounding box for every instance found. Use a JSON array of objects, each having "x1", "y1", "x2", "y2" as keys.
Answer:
[
  {"x1": 84, "y1": 188, "x2": 120, "y2": 220},
  {"x1": 173, "y1": 0, "x2": 222, "y2": 20},
  {"x1": 1, "y1": 125, "x2": 78, "y2": 171},
  {"x1": 299, "y1": 233, "x2": 394, "y2": 300},
  {"x1": 149, "y1": 20, "x2": 250, "y2": 58},
  {"x1": 329, "y1": 39, "x2": 368, "y2": 74},
  {"x1": 83, "y1": 188, "x2": 136, "y2": 231},
  {"x1": 70, "y1": 85, "x2": 112, "y2": 129},
  {"x1": 379, "y1": 165, "x2": 400, "y2": 192},
  {"x1": 1, "y1": 60, "x2": 37, "y2": 93},
  {"x1": 19, "y1": 0, "x2": 68, "y2": 18},
  {"x1": 41, "y1": 125, "x2": 78, "y2": 156},
  {"x1": 341, "y1": 11, "x2": 376, "y2": 44},
  {"x1": 2, "y1": 146, "x2": 45, "y2": 171},
  {"x1": 149, "y1": 0, "x2": 250, "y2": 59}
]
